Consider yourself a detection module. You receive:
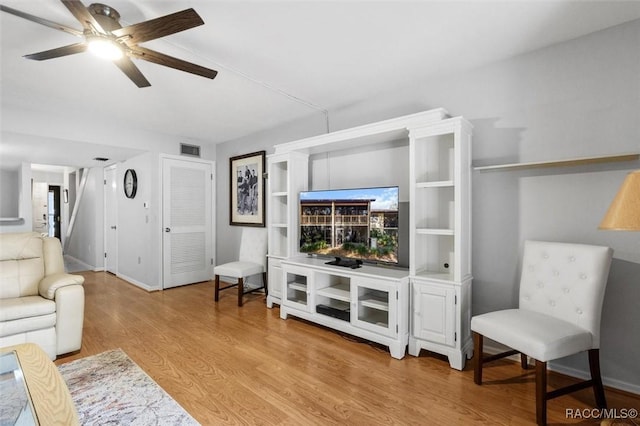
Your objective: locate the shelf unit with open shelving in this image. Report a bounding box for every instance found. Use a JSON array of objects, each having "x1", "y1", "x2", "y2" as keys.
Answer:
[
  {"x1": 266, "y1": 108, "x2": 473, "y2": 366},
  {"x1": 408, "y1": 117, "x2": 473, "y2": 370}
]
